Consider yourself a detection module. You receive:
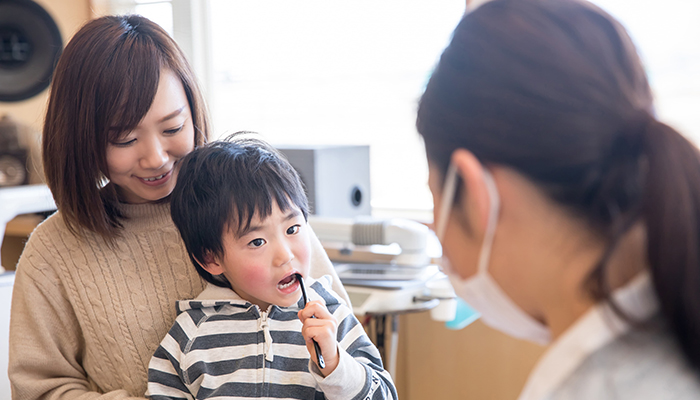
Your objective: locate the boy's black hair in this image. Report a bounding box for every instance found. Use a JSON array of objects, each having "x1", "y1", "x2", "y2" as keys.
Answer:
[{"x1": 170, "y1": 132, "x2": 309, "y2": 288}]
